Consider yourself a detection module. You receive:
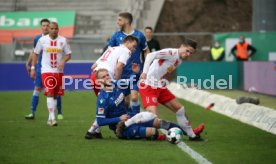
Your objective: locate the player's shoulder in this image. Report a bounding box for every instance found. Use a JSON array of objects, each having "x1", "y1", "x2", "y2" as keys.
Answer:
[
  {"x1": 34, "y1": 34, "x2": 43, "y2": 40},
  {"x1": 133, "y1": 29, "x2": 145, "y2": 37},
  {"x1": 57, "y1": 35, "x2": 67, "y2": 41}
]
